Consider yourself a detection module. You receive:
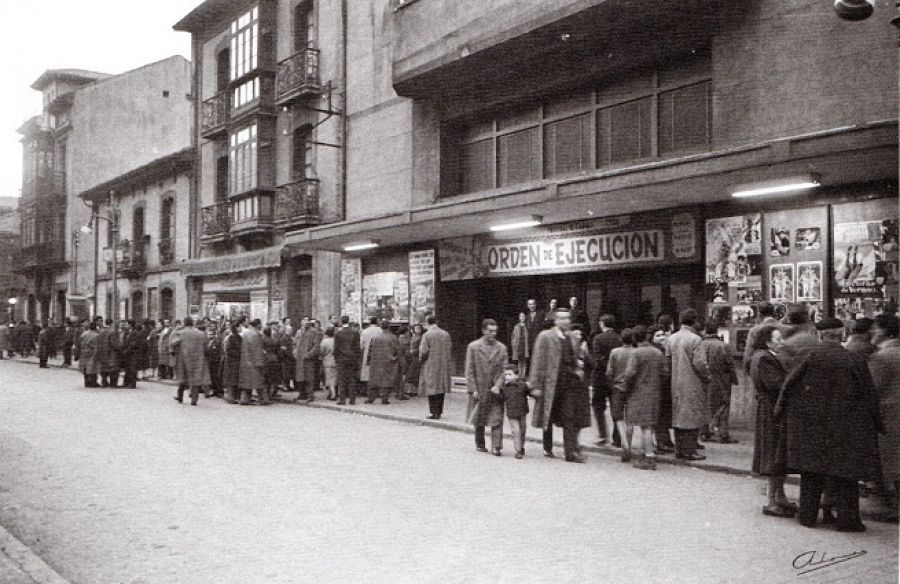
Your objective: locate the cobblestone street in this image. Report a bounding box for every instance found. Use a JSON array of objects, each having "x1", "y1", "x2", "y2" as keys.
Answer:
[{"x1": 0, "y1": 360, "x2": 897, "y2": 584}]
